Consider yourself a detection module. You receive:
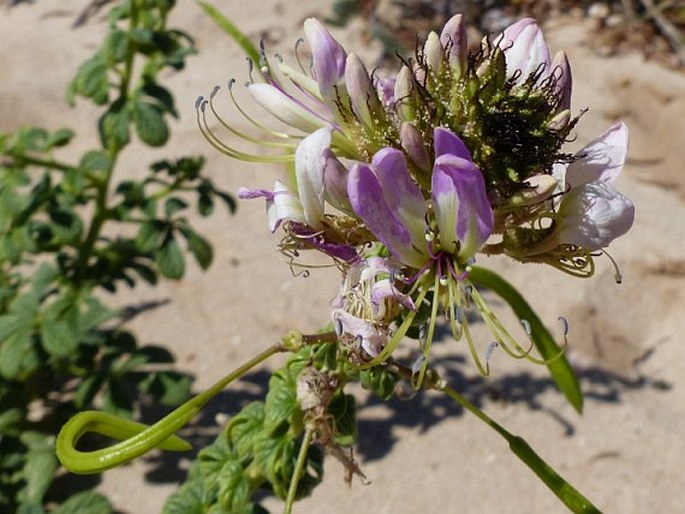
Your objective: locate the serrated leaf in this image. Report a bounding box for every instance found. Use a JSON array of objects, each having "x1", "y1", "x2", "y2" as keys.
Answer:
[
  {"x1": 226, "y1": 401, "x2": 265, "y2": 460},
  {"x1": 156, "y1": 235, "x2": 185, "y2": 279},
  {"x1": 52, "y1": 491, "x2": 113, "y2": 514},
  {"x1": 133, "y1": 99, "x2": 169, "y2": 147},
  {"x1": 264, "y1": 368, "x2": 301, "y2": 436},
  {"x1": 216, "y1": 458, "x2": 252, "y2": 512},
  {"x1": 163, "y1": 479, "x2": 207, "y2": 514}
]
